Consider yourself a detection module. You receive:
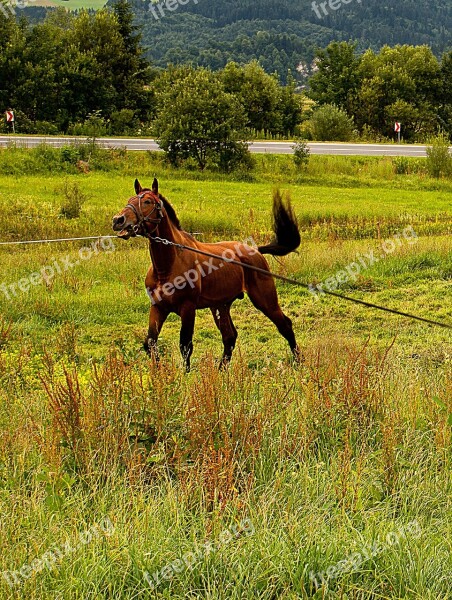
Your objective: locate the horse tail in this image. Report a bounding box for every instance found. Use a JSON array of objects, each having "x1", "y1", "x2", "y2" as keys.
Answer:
[{"x1": 258, "y1": 189, "x2": 300, "y2": 257}]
